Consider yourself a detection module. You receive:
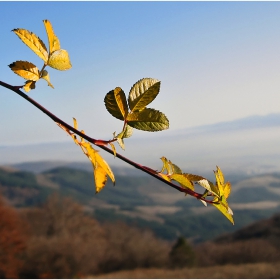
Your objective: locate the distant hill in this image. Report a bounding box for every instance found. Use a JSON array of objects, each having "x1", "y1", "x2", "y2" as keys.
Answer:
[
  {"x1": 0, "y1": 165, "x2": 280, "y2": 242},
  {"x1": 214, "y1": 213, "x2": 280, "y2": 247},
  {"x1": 10, "y1": 160, "x2": 145, "y2": 176}
]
